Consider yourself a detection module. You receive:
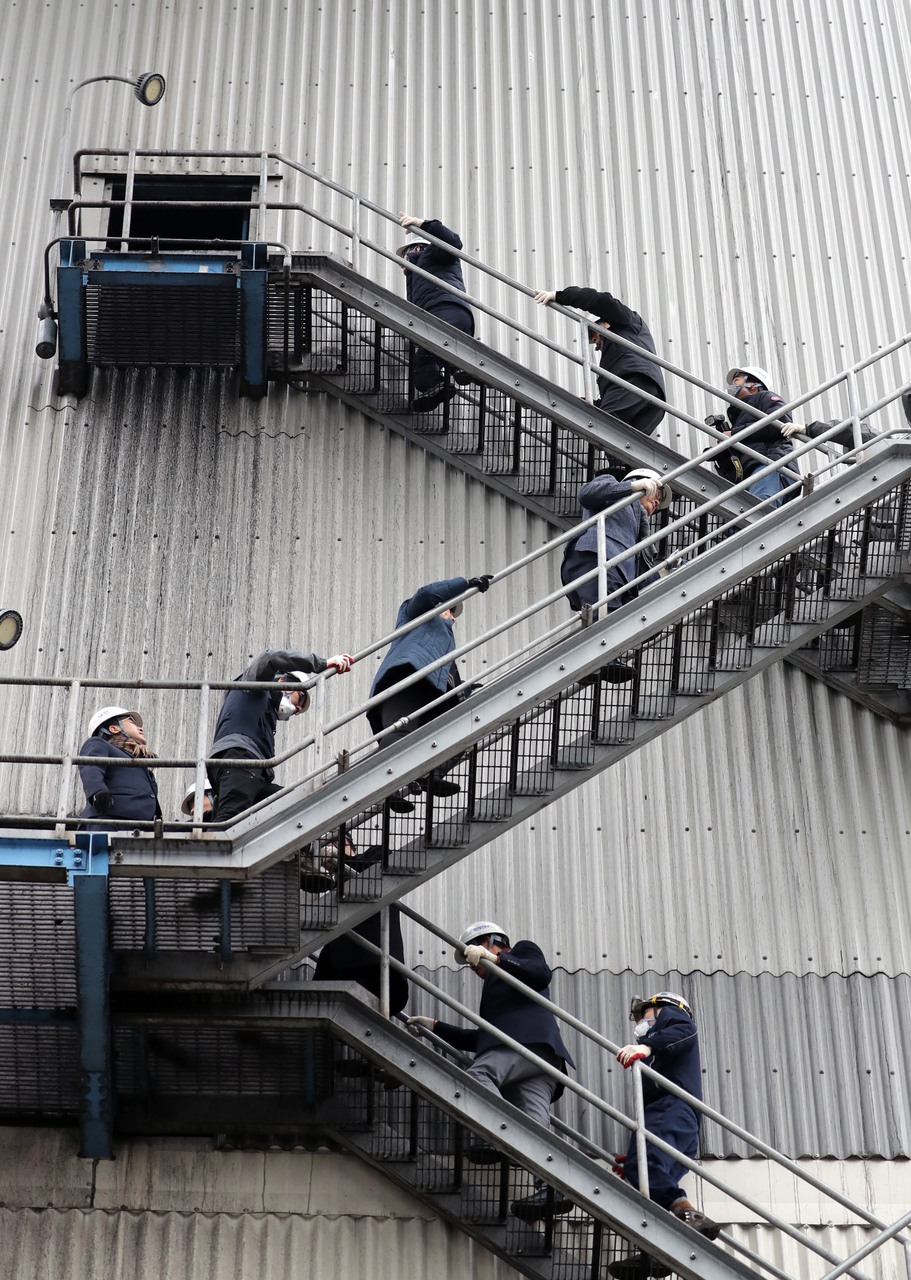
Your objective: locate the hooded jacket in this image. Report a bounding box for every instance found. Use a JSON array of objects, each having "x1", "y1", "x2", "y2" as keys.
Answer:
[{"x1": 403, "y1": 220, "x2": 474, "y2": 325}]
